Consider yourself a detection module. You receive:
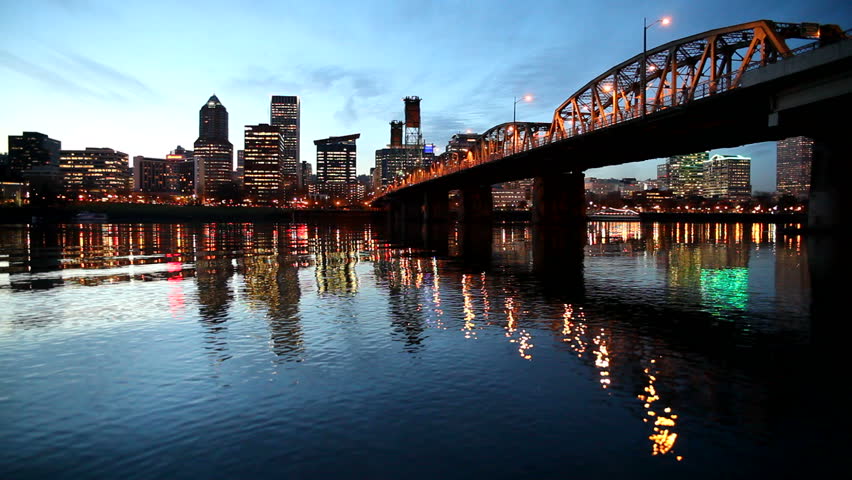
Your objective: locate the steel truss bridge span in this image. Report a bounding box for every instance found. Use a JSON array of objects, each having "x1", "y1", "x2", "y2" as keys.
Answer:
[{"x1": 374, "y1": 20, "x2": 848, "y2": 202}]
